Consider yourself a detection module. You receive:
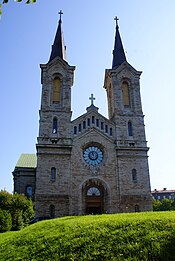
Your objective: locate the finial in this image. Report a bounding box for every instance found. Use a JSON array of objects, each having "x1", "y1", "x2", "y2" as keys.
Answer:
[
  {"x1": 114, "y1": 16, "x2": 119, "y2": 28},
  {"x1": 58, "y1": 10, "x2": 63, "y2": 21},
  {"x1": 89, "y1": 94, "x2": 95, "y2": 106}
]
